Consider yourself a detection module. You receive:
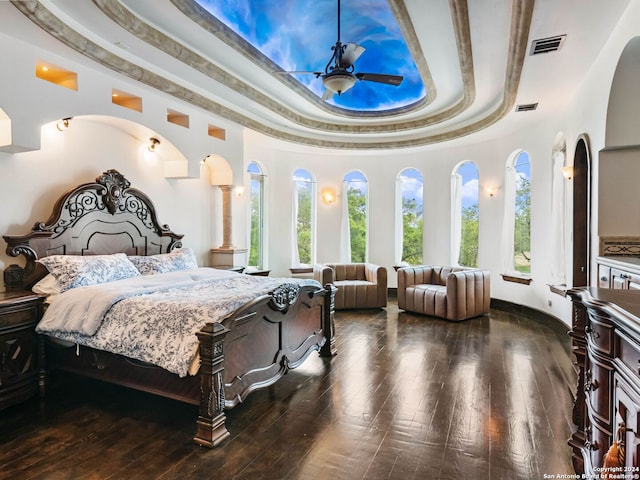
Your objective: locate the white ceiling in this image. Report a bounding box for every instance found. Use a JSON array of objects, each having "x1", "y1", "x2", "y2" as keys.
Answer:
[{"x1": 6, "y1": 0, "x2": 632, "y2": 150}]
